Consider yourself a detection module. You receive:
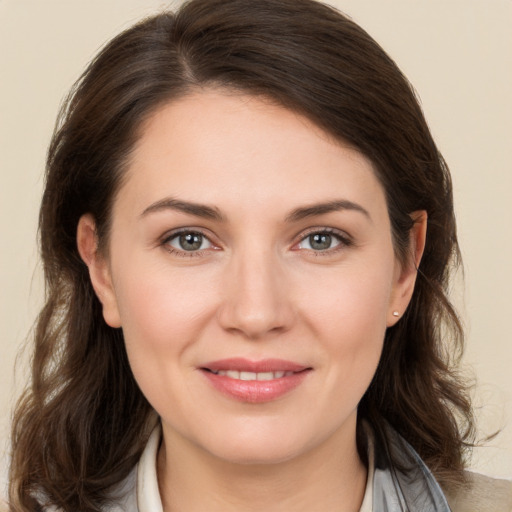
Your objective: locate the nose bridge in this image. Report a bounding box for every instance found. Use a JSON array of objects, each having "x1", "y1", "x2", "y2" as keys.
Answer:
[{"x1": 218, "y1": 241, "x2": 293, "y2": 338}]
